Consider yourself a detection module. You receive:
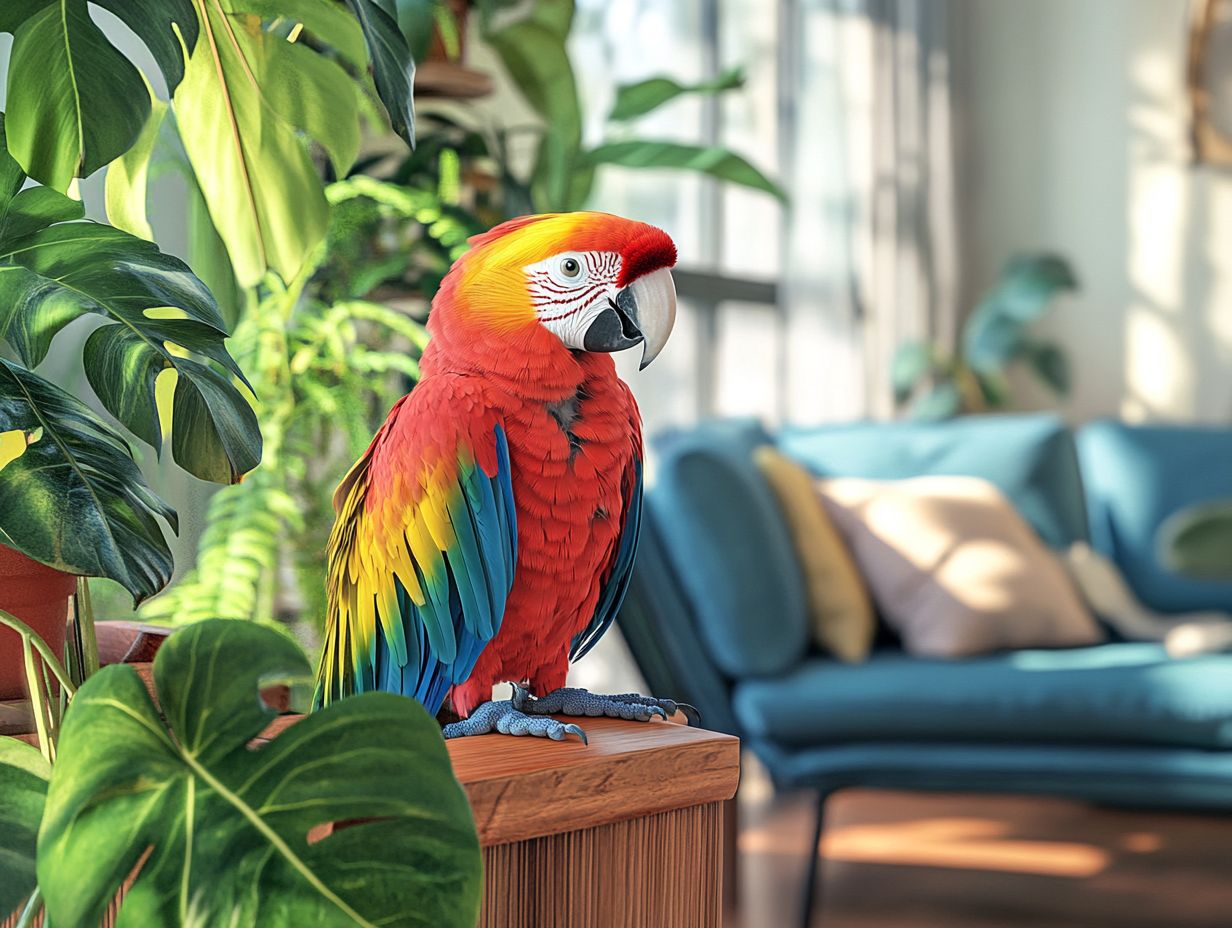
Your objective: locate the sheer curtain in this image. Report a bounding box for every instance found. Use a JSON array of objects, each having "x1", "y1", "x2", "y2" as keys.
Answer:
[{"x1": 781, "y1": 0, "x2": 960, "y2": 423}]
